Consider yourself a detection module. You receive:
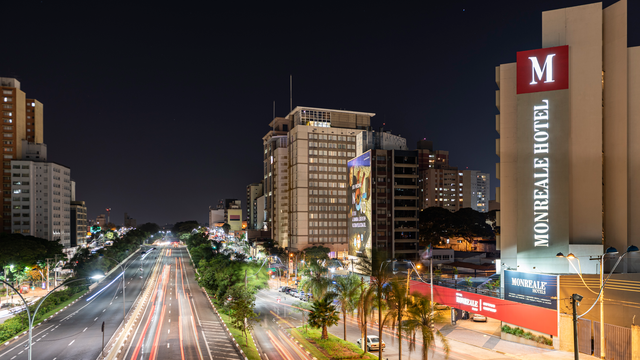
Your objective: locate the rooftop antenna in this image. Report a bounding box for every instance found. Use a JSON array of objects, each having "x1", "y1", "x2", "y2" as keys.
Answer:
[
  {"x1": 289, "y1": 75, "x2": 293, "y2": 112},
  {"x1": 272, "y1": 101, "x2": 276, "y2": 131}
]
